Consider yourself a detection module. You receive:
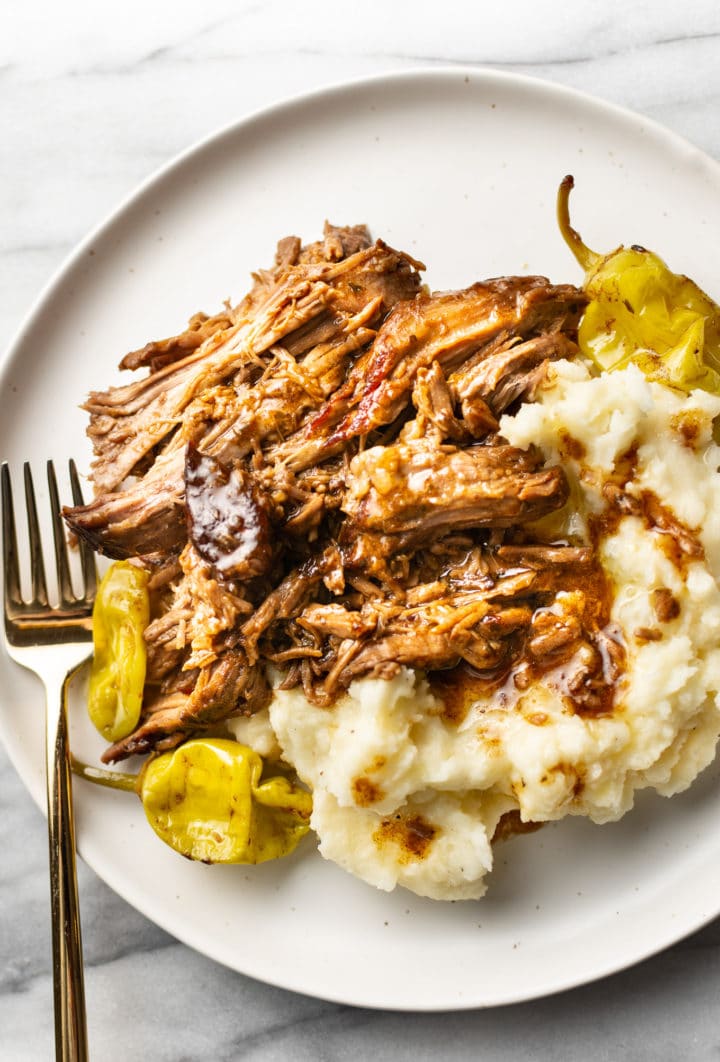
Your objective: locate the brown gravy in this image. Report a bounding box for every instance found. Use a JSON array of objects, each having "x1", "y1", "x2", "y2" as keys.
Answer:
[
  {"x1": 429, "y1": 439, "x2": 702, "y2": 726},
  {"x1": 373, "y1": 814, "x2": 438, "y2": 863},
  {"x1": 429, "y1": 540, "x2": 623, "y2": 722},
  {"x1": 587, "y1": 445, "x2": 704, "y2": 575}
]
